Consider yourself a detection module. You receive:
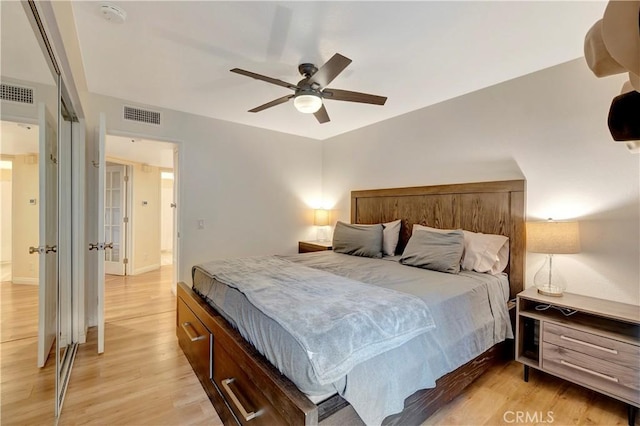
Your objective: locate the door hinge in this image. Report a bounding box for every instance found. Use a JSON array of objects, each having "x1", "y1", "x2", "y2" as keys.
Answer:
[
  {"x1": 123, "y1": 258, "x2": 128, "y2": 264},
  {"x1": 124, "y1": 175, "x2": 129, "y2": 182},
  {"x1": 123, "y1": 216, "x2": 129, "y2": 223}
]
